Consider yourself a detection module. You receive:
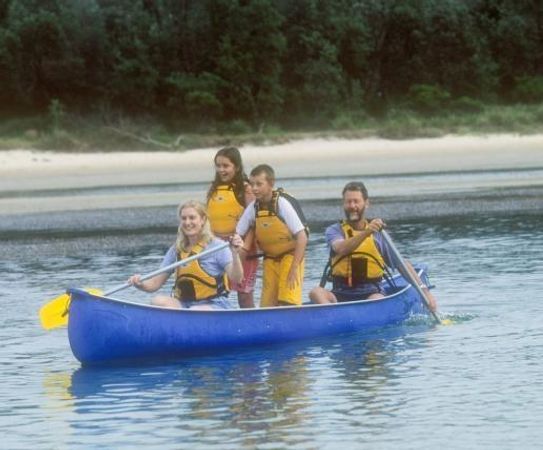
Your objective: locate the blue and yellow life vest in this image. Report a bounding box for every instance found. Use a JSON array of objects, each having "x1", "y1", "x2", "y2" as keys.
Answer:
[
  {"x1": 254, "y1": 189, "x2": 308, "y2": 258},
  {"x1": 331, "y1": 220, "x2": 385, "y2": 286},
  {"x1": 207, "y1": 184, "x2": 244, "y2": 236},
  {"x1": 173, "y1": 241, "x2": 228, "y2": 301}
]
